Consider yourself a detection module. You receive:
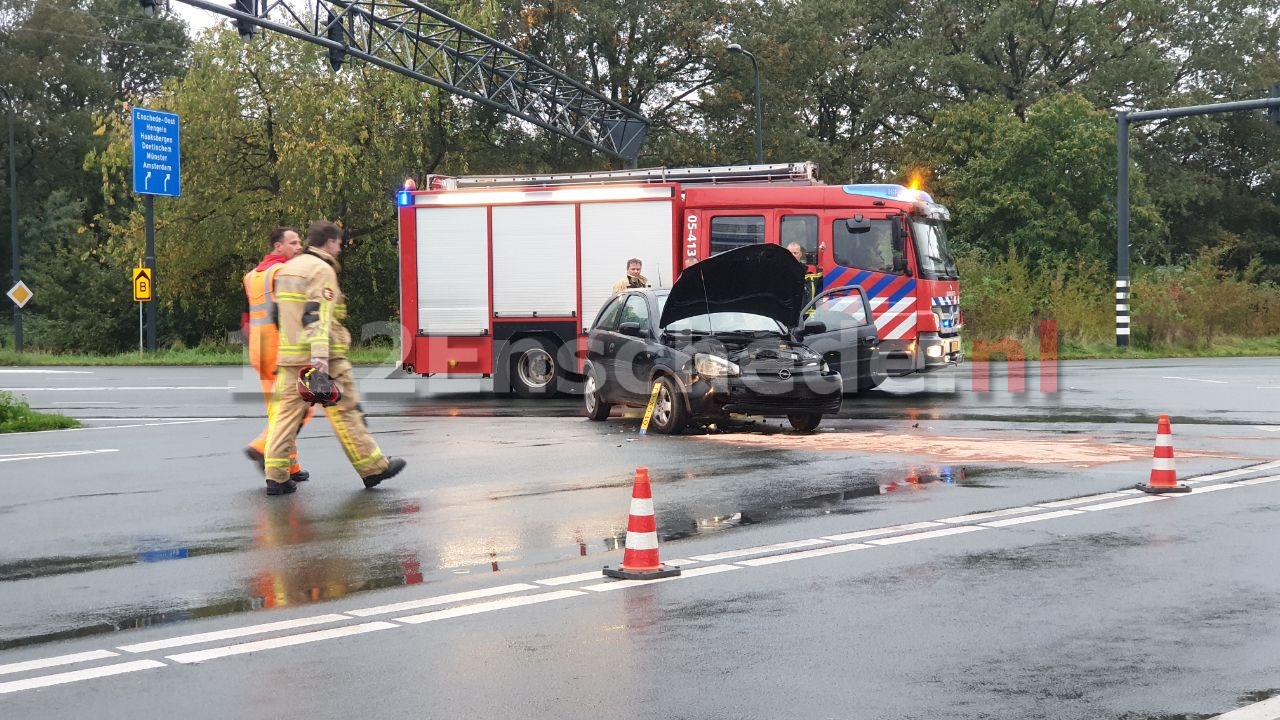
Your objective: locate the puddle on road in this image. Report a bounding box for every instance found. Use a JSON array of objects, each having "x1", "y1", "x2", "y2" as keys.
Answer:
[{"x1": 695, "y1": 429, "x2": 1238, "y2": 466}]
